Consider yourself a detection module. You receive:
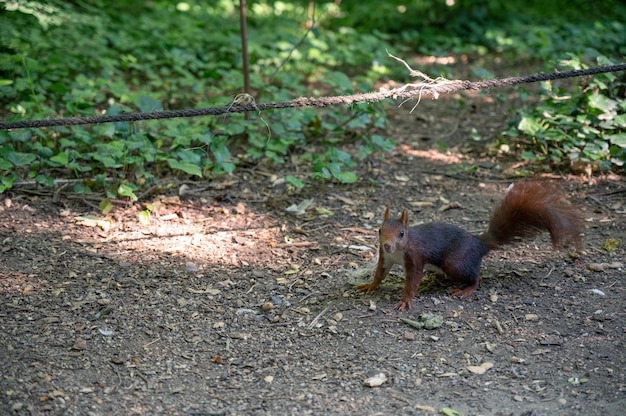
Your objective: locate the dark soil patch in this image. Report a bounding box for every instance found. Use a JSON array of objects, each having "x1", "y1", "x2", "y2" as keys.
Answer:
[{"x1": 1, "y1": 90, "x2": 625, "y2": 415}]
